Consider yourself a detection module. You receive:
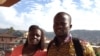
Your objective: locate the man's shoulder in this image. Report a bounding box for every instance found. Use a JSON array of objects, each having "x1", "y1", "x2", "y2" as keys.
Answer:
[
  {"x1": 48, "y1": 40, "x2": 55, "y2": 45},
  {"x1": 72, "y1": 37, "x2": 91, "y2": 47},
  {"x1": 78, "y1": 38, "x2": 95, "y2": 55},
  {"x1": 72, "y1": 37, "x2": 94, "y2": 51},
  {"x1": 79, "y1": 39, "x2": 90, "y2": 46},
  {"x1": 79, "y1": 39, "x2": 94, "y2": 51},
  {"x1": 72, "y1": 37, "x2": 90, "y2": 45}
]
